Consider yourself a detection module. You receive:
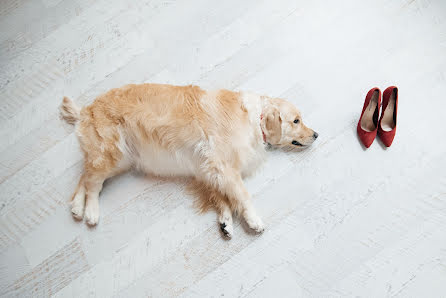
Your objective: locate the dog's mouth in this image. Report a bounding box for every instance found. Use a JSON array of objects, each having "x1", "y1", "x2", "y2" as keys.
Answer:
[{"x1": 291, "y1": 140, "x2": 305, "y2": 147}]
